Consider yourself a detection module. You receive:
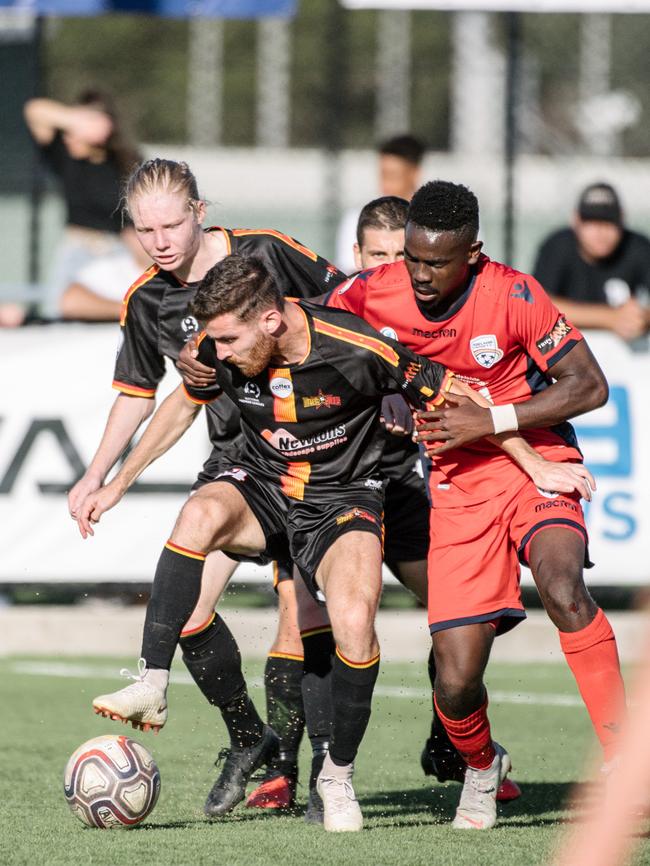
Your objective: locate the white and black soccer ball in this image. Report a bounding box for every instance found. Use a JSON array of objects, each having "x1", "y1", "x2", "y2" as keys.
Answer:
[{"x1": 63, "y1": 734, "x2": 161, "y2": 829}]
